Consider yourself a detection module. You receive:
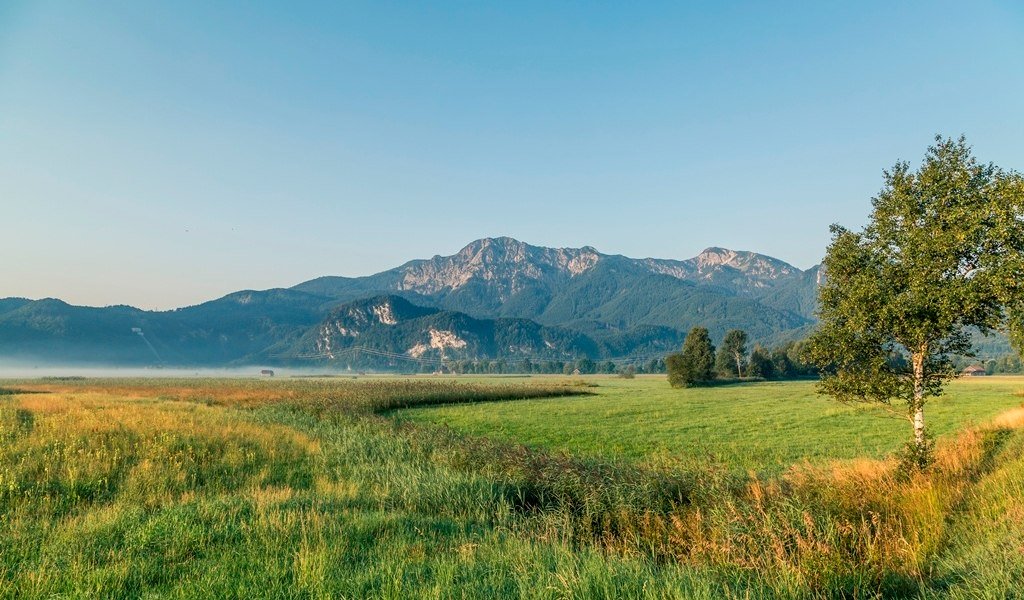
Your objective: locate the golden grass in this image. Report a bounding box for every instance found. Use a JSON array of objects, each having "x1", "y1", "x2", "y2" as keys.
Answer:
[
  {"x1": 3, "y1": 378, "x2": 1024, "y2": 597},
  {"x1": 599, "y1": 400, "x2": 1024, "y2": 590},
  {"x1": 991, "y1": 404, "x2": 1024, "y2": 429},
  {"x1": 14, "y1": 391, "x2": 319, "y2": 452}
]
